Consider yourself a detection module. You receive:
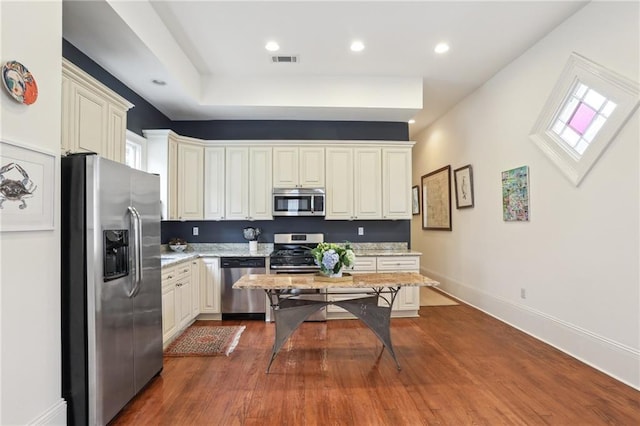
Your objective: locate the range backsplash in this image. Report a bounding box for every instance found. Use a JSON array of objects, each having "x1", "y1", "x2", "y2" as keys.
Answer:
[{"x1": 162, "y1": 217, "x2": 411, "y2": 247}]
